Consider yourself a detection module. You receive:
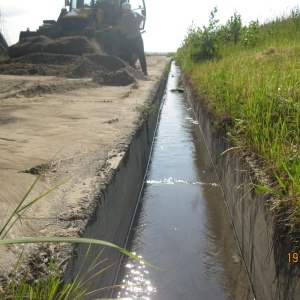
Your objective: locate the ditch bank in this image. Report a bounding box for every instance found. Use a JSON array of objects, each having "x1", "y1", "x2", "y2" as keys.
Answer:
[
  {"x1": 63, "y1": 67, "x2": 169, "y2": 298},
  {"x1": 184, "y1": 77, "x2": 300, "y2": 300},
  {"x1": 0, "y1": 56, "x2": 170, "y2": 298}
]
